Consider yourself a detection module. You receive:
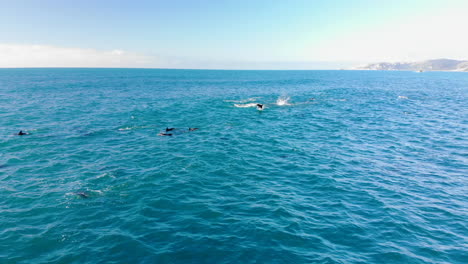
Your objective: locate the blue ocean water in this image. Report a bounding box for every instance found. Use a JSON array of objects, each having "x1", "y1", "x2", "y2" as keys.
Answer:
[{"x1": 0, "y1": 69, "x2": 467, "y2": 264}]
